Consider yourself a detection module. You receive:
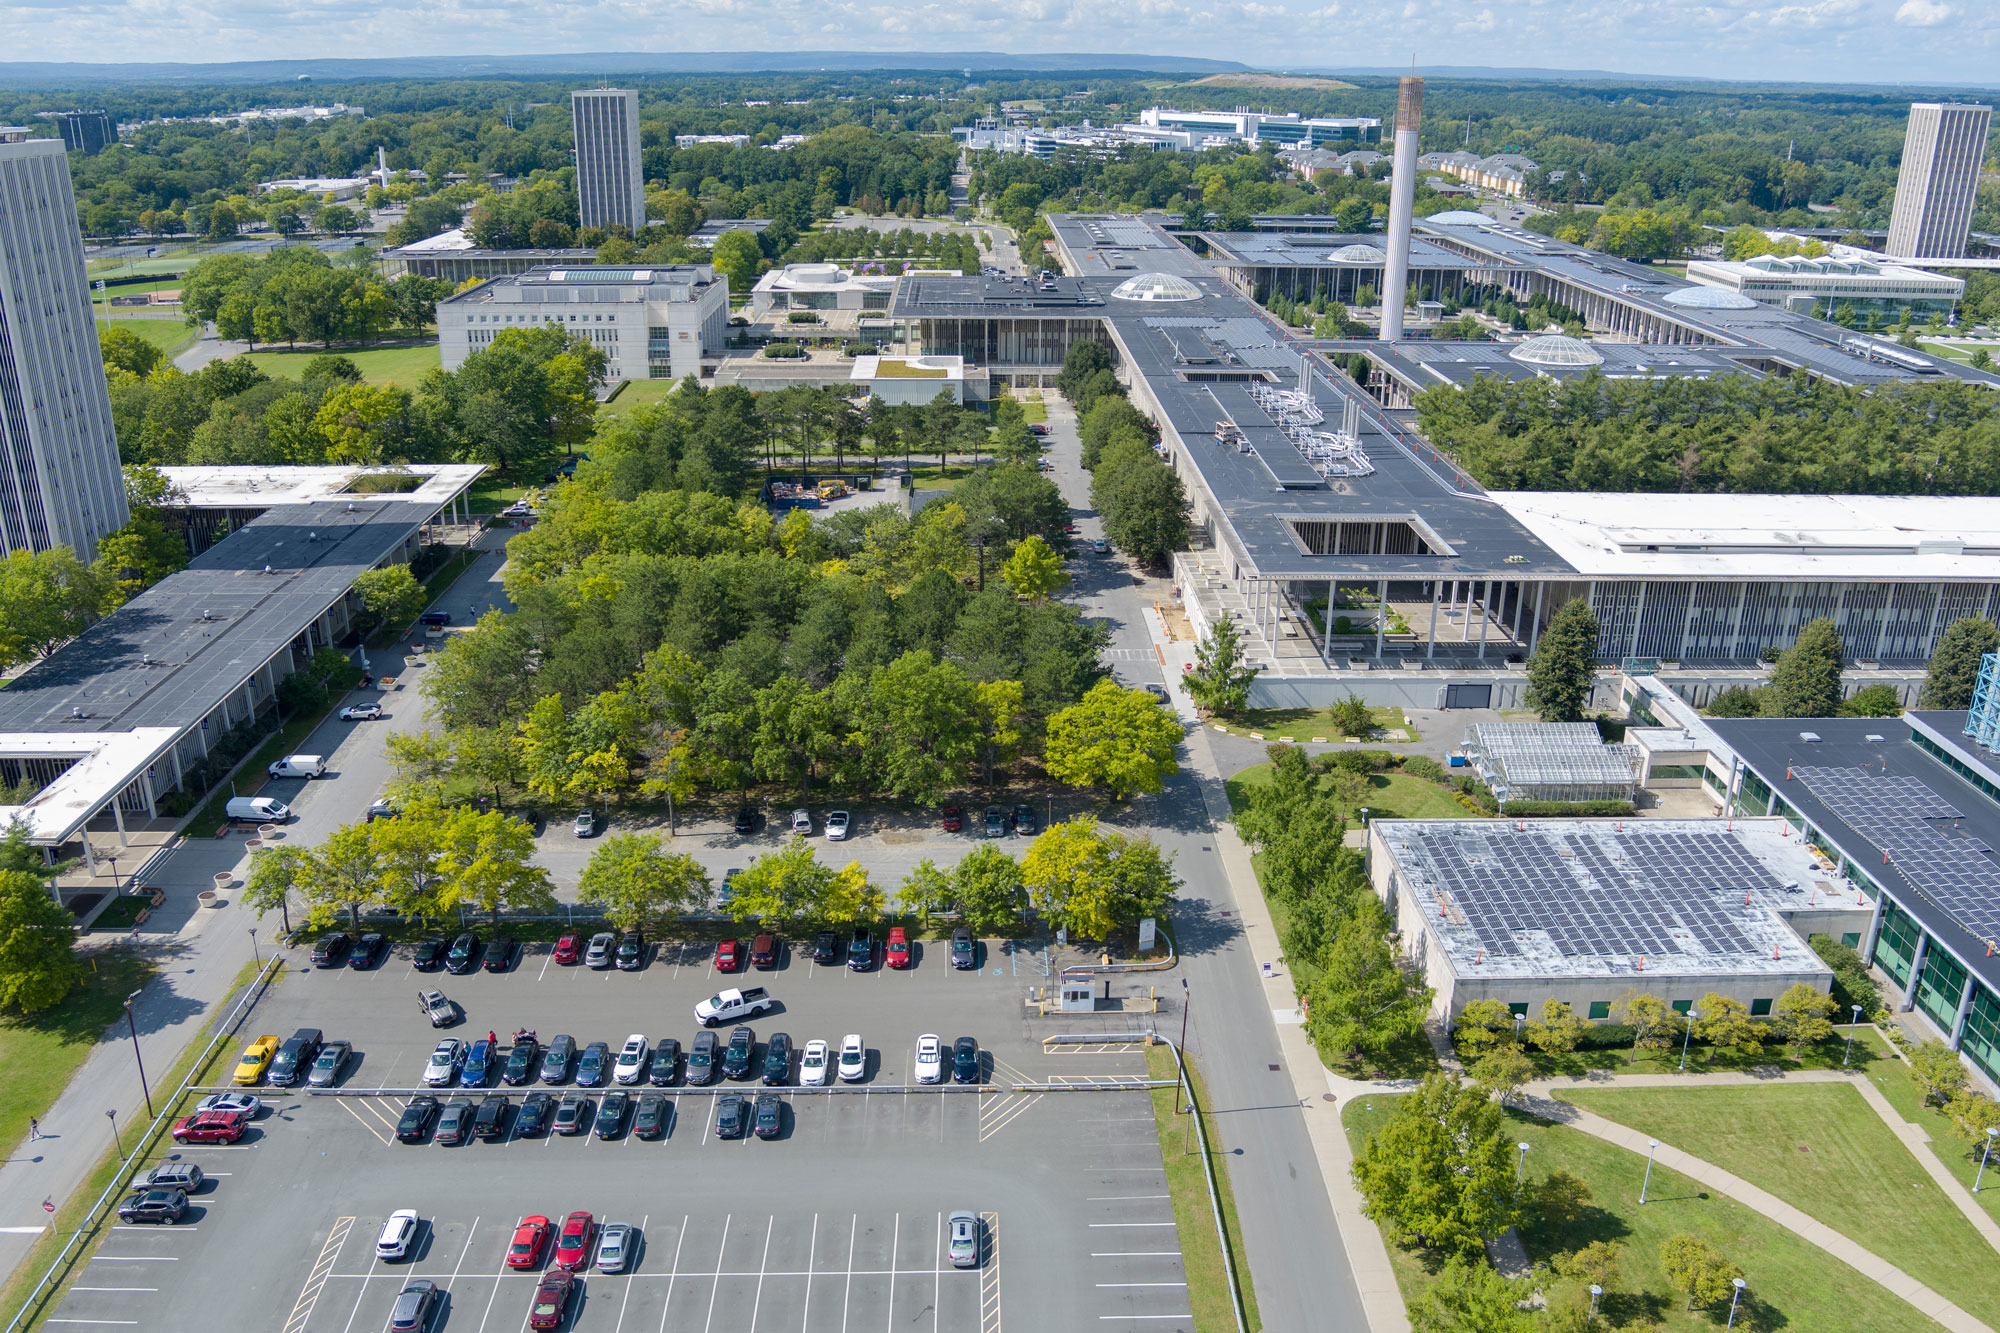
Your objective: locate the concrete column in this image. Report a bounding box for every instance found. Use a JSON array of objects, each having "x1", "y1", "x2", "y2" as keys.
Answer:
[
  {"x1": 112, "y1": 792, "x2": 128, "y2": 848},
  {"x1": 1728, "y1": 584, "x2": 1748, "y2": 661},
  {"x1": 1375, "y1": 579, "x2": 1387, "y2": 659},
  {"x1": 1629, "y1": 582, "x2": 1647, "y2": 661},
  {"x1": 1529, "y1": 583, "x2": 1547, "y2": 655},
  {"x1": 1903, "y1": 933, "x2": 1930, "y2": 1012},
  {"x1": 141, "y1": 771, "x2": 158, "y2": 819},
  {"x1": 1951, "y1": 973, "x2": 1978, "y2": 1051},
  {"x1": 1324, "y1": 578, "x2": 1336, "y2": 663},
  {"x1": 1478, "y1": 581, "x2": 1492, "y2": 660},
  {"x1": 1427, "y1": 582, "x2": 1440, "y2": 662}
]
